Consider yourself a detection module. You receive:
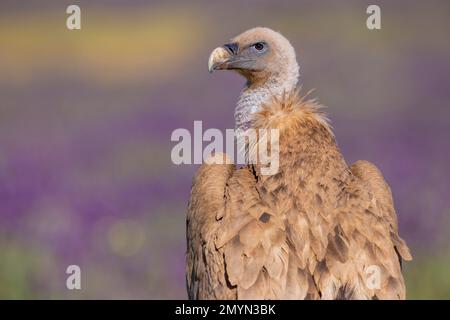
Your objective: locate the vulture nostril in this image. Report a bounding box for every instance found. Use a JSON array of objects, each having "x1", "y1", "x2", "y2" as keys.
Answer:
[{"x1": 224, "y1": 43, "x2": 238, "y2": 55}]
